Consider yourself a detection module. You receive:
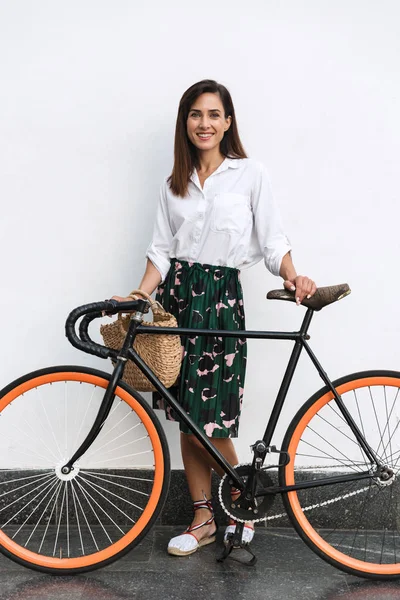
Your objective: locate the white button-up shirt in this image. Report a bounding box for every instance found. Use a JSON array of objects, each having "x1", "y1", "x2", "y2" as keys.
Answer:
[{"x1": 146, "y1": 157, "x2": 291, "y2": 282}]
